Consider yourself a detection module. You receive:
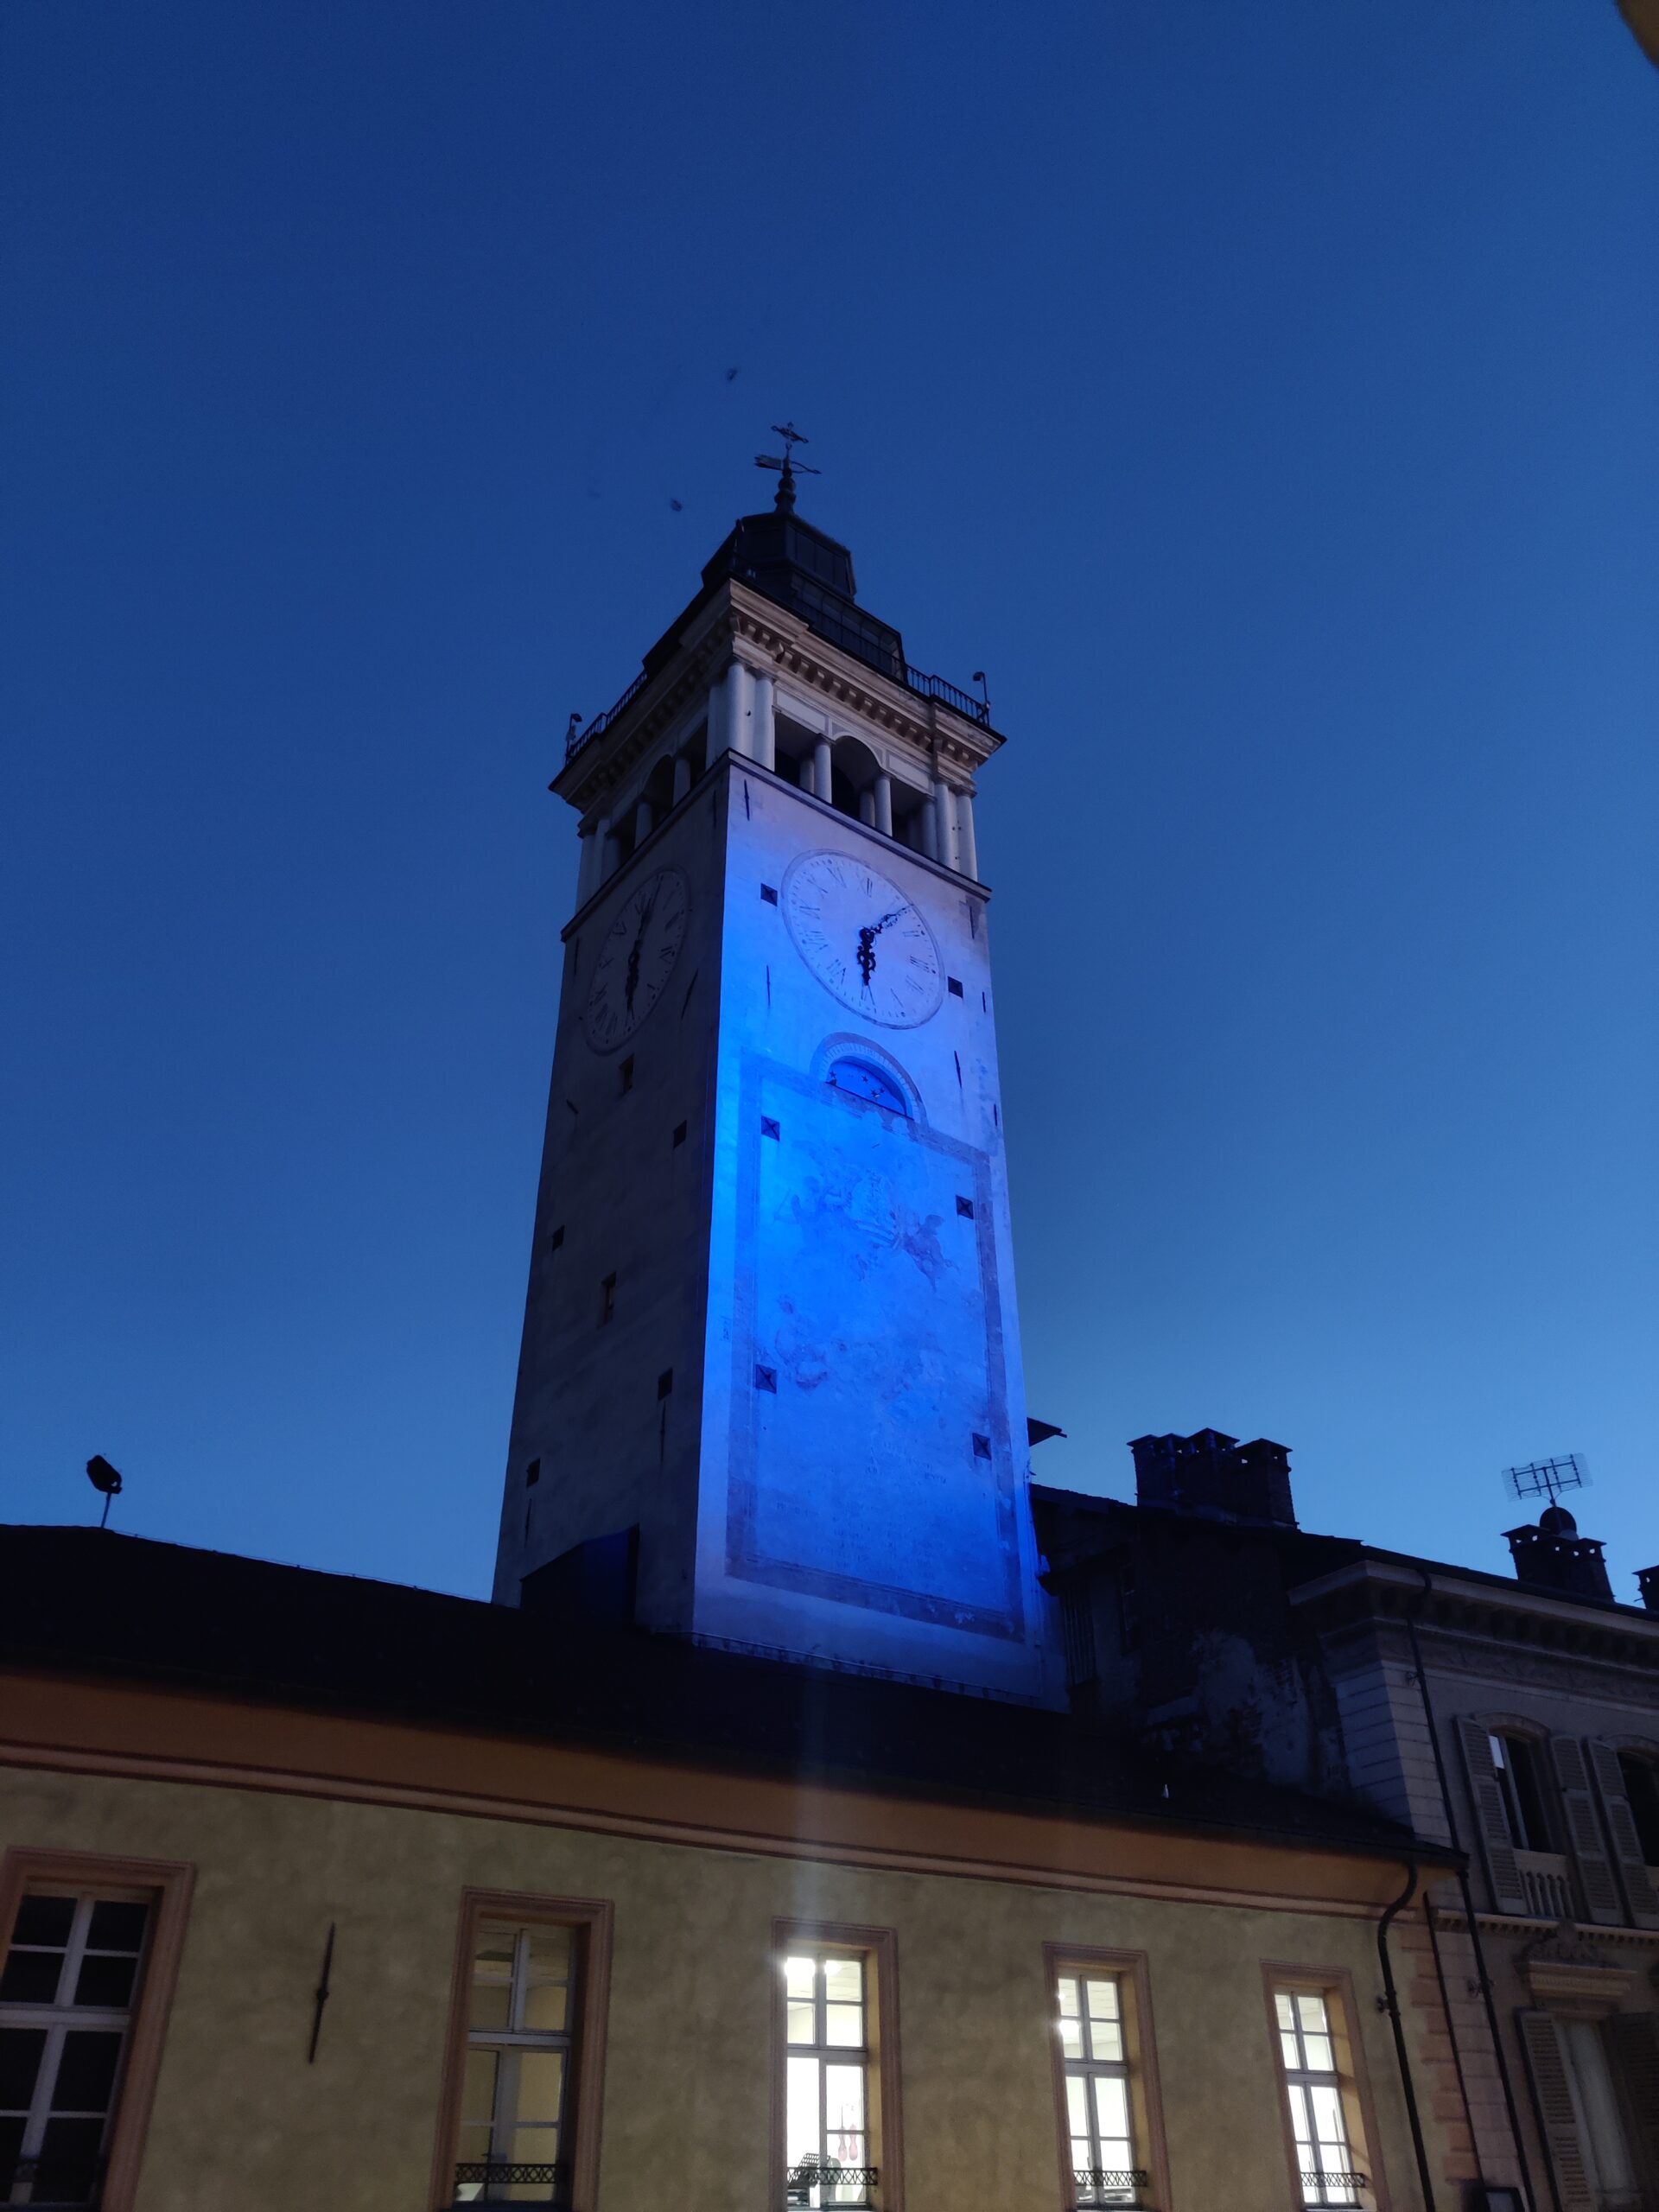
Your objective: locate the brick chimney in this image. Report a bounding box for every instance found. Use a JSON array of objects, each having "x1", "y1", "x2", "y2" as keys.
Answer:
[
  {"x1": 1636, "y1": 1565, "x2": 1659, "y2": 1613},
  {"x1": 1505, "y1": 1506, "x2": 1614, "y2": 1602},
  {"x1": 1128, "y1": 1430, "x2": 1297, "y2": 1527}
]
